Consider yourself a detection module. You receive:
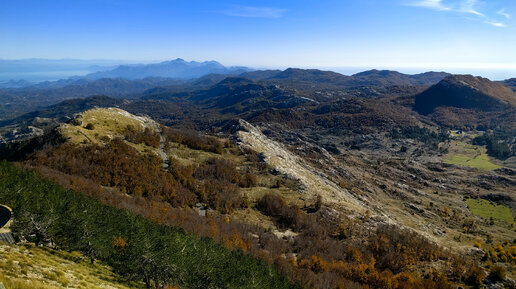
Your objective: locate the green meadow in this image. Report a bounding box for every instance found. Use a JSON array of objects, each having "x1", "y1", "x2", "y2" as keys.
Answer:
[
  {"x1": 466, "y1": 198, "x2": 514, "y2": 223},
  {"x1": 444, "y1": 141, "x2": 500, "y2": 170}
]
